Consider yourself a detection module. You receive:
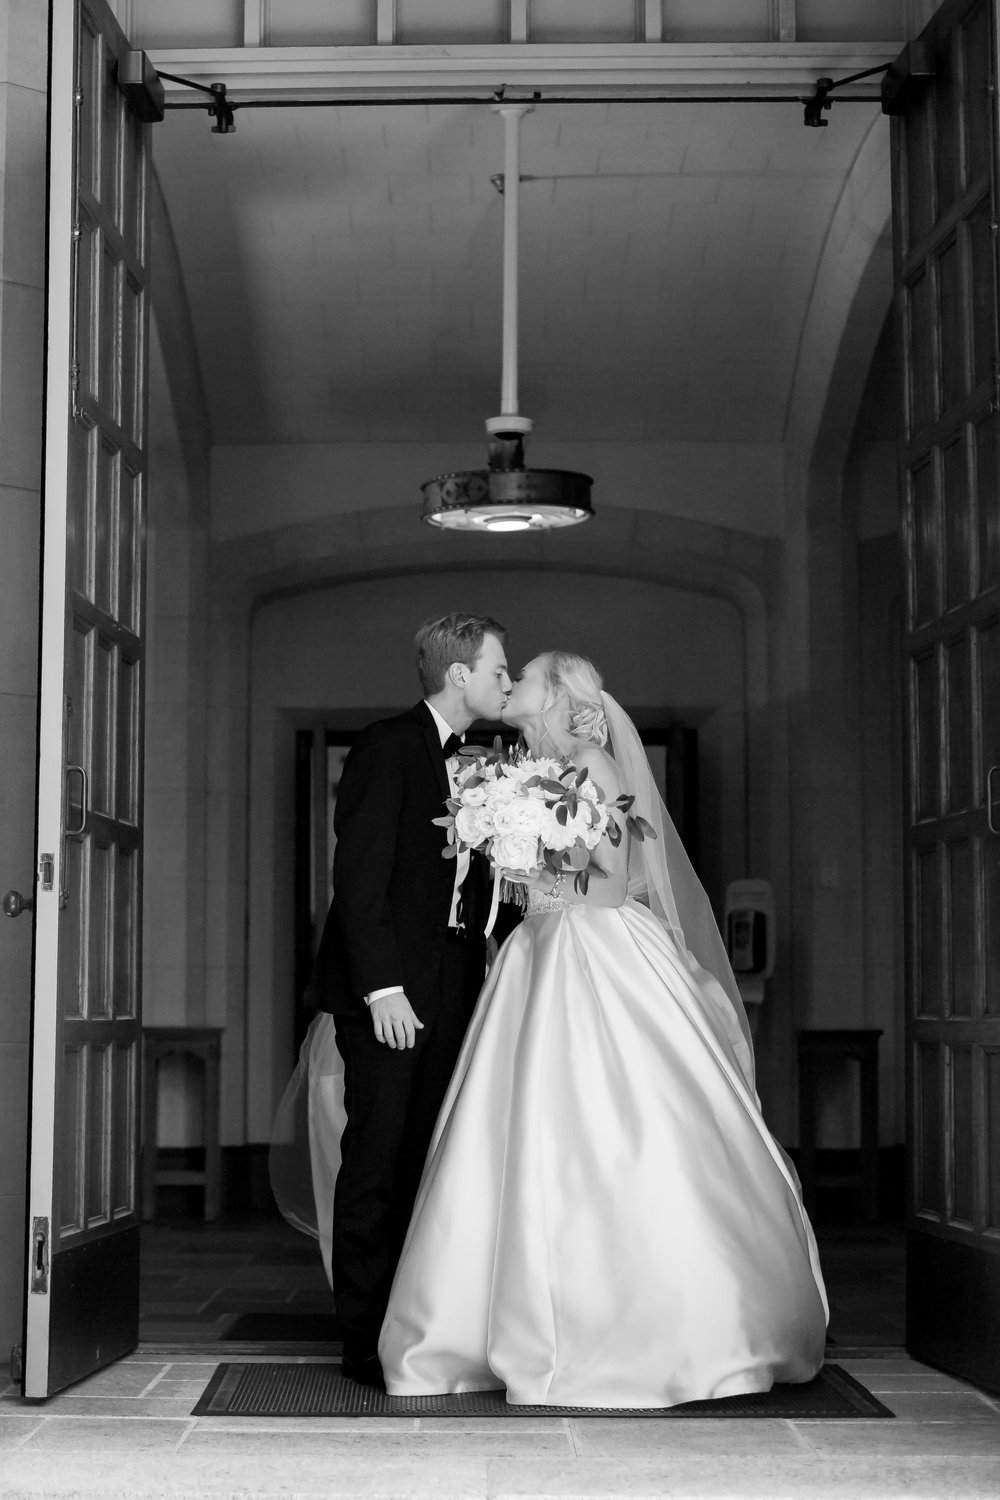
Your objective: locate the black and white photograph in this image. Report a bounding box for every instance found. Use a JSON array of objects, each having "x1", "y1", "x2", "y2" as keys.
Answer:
[{"x1": 0, "y1": 2, "x2": 999, "y2": 1497}]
